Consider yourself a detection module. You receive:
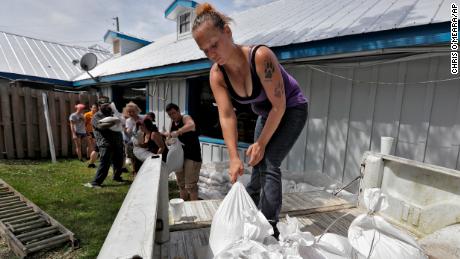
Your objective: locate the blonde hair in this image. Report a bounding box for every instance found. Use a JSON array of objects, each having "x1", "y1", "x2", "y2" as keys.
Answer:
[
  {"x1": 123, "y1": 102, "x2": 141, "y2": 116},
  {"x1": 193, "y1": 2, "x2": 232, "y2": 32}
]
